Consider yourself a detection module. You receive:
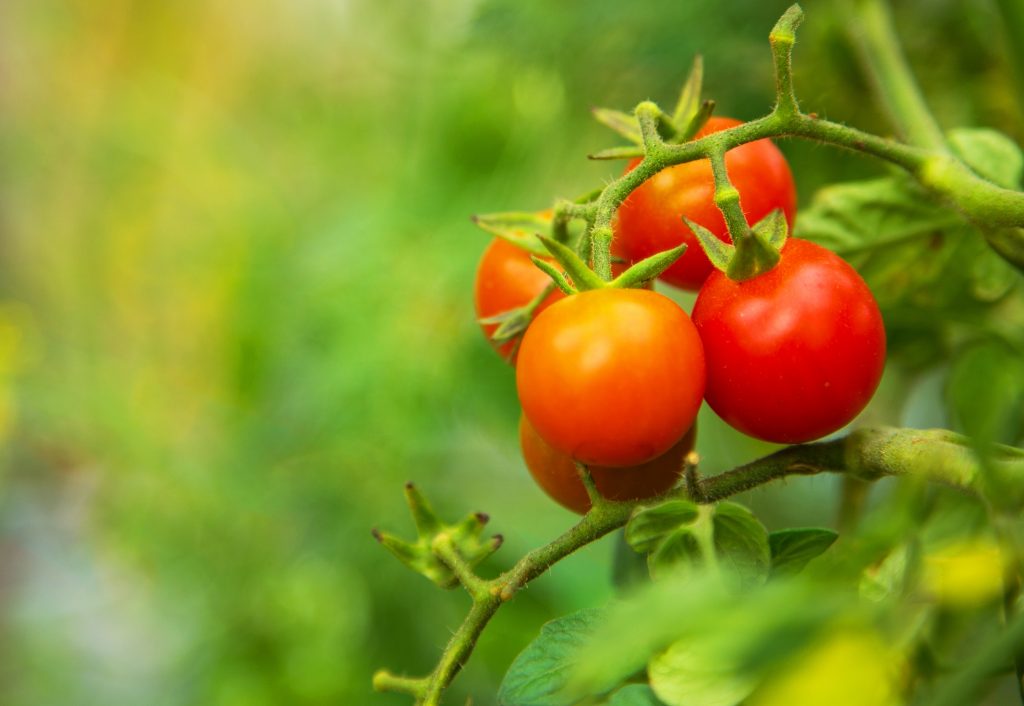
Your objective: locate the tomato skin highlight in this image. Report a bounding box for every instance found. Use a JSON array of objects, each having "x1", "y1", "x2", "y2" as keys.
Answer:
[
  {"x1": 474, "y1": 238, "x2": 565, "y2": 363},
  {"x1": 516, "y1": 288, "x2": 705, "y2": 467},
  {"x1": 692, "y1": 238, "x2": 886, "y2": 444},
  {"x1": 520, "y1": 415, "x2": 697, "y2": 514},
  {"x1": 615, "y1": 117, "x2": 797, "y2": 291}
]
